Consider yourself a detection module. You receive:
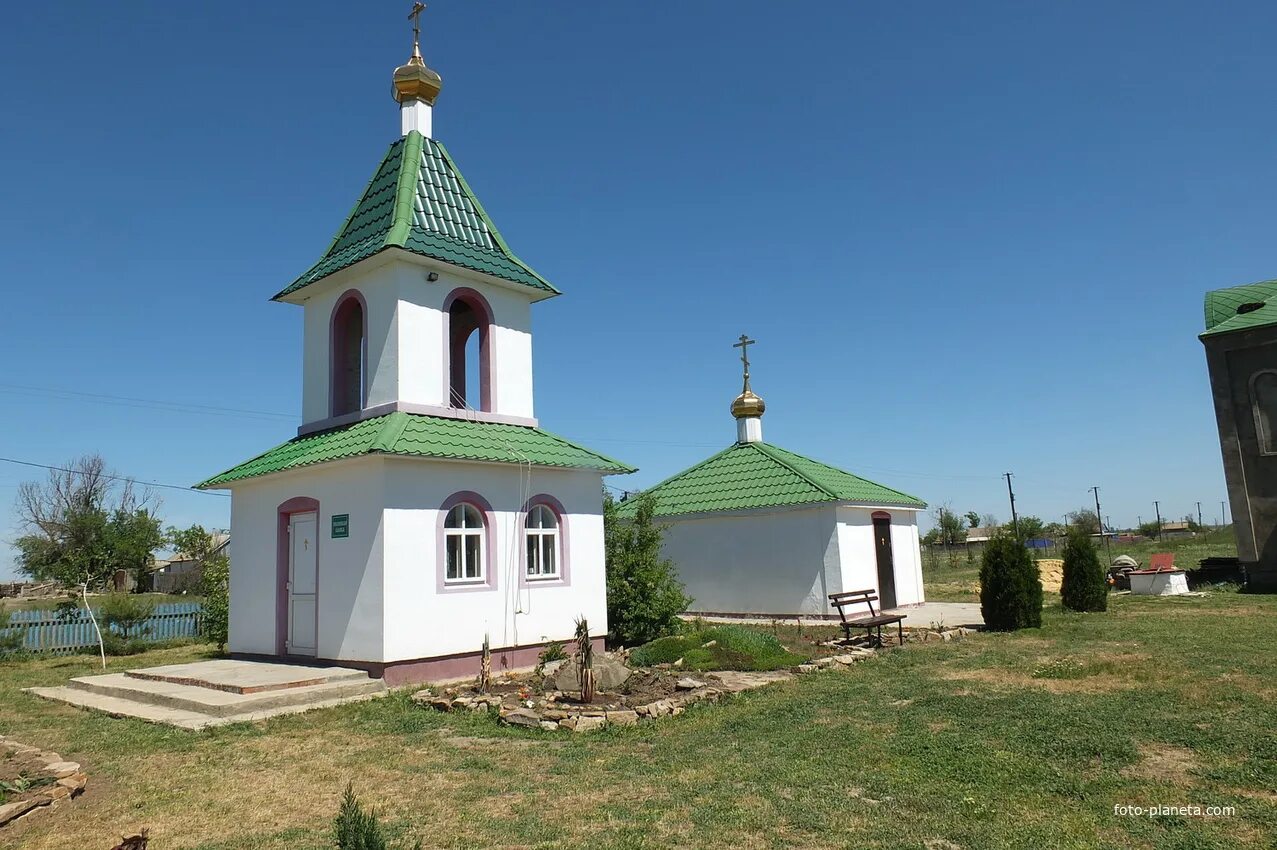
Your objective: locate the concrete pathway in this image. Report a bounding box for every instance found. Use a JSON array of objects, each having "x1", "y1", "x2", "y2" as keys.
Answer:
[
  {"x1": 886, "y1": 601, "x2": 984, "y2": 628},
  {"x1": 27, "y1": 659, "x2": 386, "y2": 730},
  {"x1": 694, "y1": 601, "x2": 984, "y2": 629}
]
